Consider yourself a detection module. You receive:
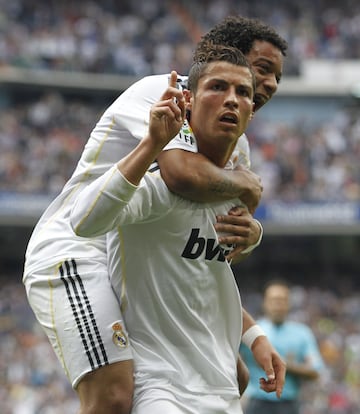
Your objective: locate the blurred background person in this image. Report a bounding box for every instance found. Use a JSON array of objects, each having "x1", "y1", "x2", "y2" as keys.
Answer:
[{"x1": 240, "y1": 279, "x2": 325, "y2": 414}]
